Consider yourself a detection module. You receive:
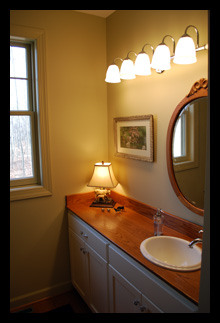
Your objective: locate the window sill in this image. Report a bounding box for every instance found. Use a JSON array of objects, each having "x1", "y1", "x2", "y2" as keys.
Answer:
[
  {"x1": 173, "y1": 159, "x2": 198, "y2": 172},
  {"x1": 10, "y1": 184, "x2": 52, "y2": 201}
]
